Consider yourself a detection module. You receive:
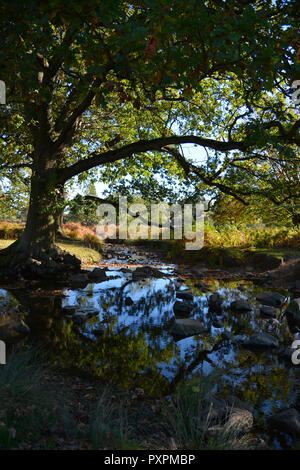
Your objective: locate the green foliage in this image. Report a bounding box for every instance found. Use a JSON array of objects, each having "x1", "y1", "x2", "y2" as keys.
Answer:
[
  {"x1": 0, "y1": 0, "x2": 299, "y2": 249},
  {"x1": 0, "y1": 186, "x2": 28, "y2": 223},
  {"x1": 66, "y1": 195, "x2": 100, "y2": 226},
  {"x1": 212, "y1": 194, "x2": 300, "y2": 227}
]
